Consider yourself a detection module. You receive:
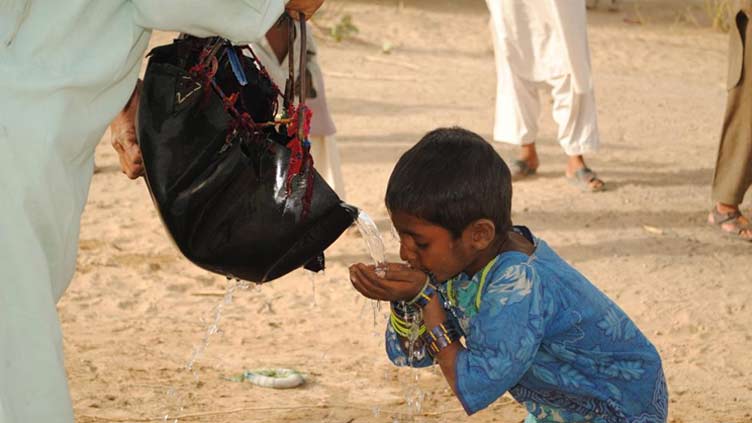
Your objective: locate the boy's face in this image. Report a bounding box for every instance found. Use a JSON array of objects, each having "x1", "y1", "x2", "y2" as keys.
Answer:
[{"x1": 391, "y1": 211, "x2": 475, "y2": 282}]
